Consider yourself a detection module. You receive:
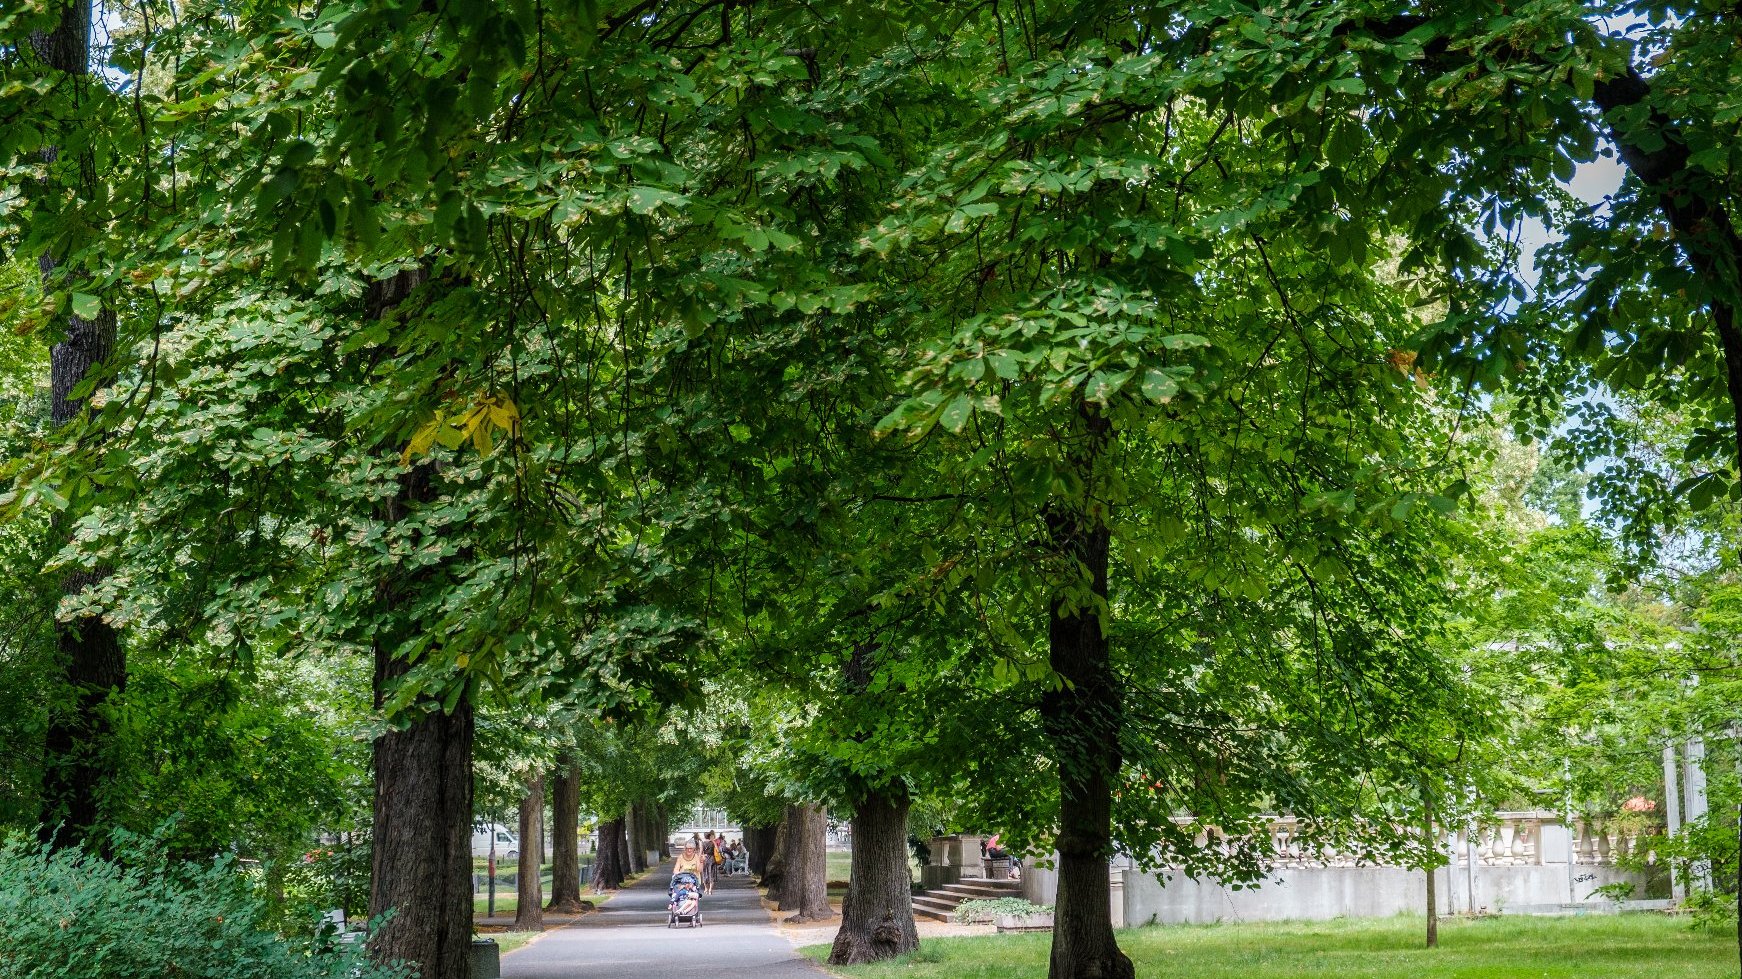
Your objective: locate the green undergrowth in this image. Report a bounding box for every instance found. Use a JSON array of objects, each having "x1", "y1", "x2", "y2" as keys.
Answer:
[
  {"x1": 487, "y1": 931, "x2": 539, "y2": 955},
  {"x1": 804, "y1": 913, "x2": 1735, "y2": 978},
  {"x1": 952, "y1": 898, "x2": 1052, "y2": 924}
]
